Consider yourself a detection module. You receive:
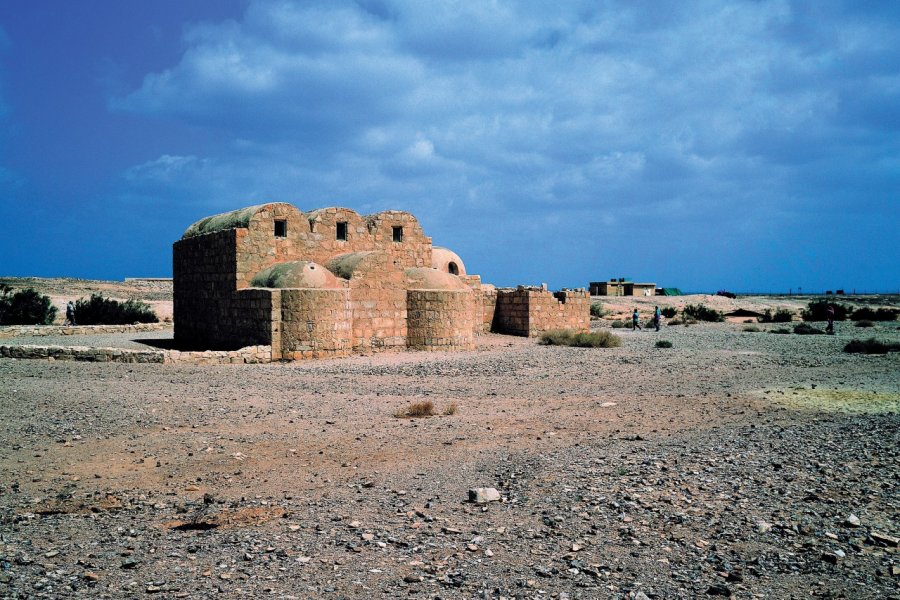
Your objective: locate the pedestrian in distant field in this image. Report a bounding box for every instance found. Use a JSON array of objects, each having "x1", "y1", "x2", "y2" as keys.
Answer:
[
  {"x1": 65, "y1": 301, "x2": 76, "y2": 326},
  {"x1": 826, "y1": 304, "x2": 835, "y2": 334},
  {"x1": 632, "y1": 308, "x2": 642, "y2": 331},
  {"x1": 654, "y1": 305, "x2": 661, "y2": 332}
]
